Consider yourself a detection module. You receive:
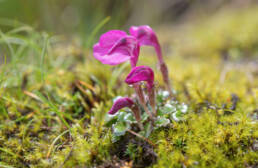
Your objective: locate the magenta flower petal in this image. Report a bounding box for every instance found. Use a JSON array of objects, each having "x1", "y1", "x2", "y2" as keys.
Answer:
[
  {"x1": 93, "y1": 43, "x2": 131, "y2": 65},
  {"x1": 125, "y1": 66, "x2": 154, "y2": 89},
  {"x1": 108, "y1": 97, "x2": 134, "y2": 115},
  {"x1": 93, "y1": 30, "x2": 139, "y2": 66},
  {"x1": 129, "y1": 25, "x2": 159, "y2": 47},
  {"x1": 99, "y1": 30, "x2": 127, "y2": 47}
]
